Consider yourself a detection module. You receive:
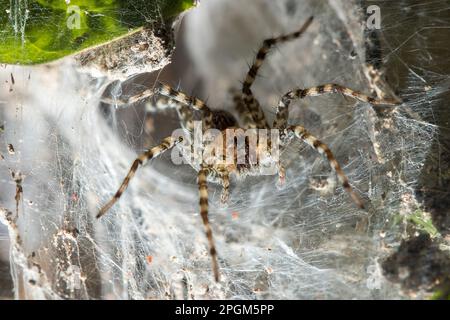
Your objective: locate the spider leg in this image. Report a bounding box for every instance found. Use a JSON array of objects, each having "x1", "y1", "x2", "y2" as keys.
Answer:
[
  {"x1": 146, "y1": 96, "x2": 195, "y2": 132},
  {"x1": 176, "y1": 105, "x2": 195, "y2": 132},
  {"x1": 157, "y1": 82, "x2": 214, "y2": 131},
  {"x1": 219, "y1": 170, "x2": 230, "y2": 204},
  {"x1": 277, "y1": 163, "x2": 286, "y2": 188},
  {"x1": 198, "y1": 166, "x2": 220, "y2": 282},
  {"x1": 273, "y1": 84, "x2": 398, "y2": 129},
  {"x1": 230, "y1": 89, "x2": 255, "y2": 129},
  {"x1": 241, "y1": 93, "x2": 268, "y2": 129},
  {"x1": 242, "y1": 16, "x2": 314, "y2": 129},
  {"x1": 100, "y1": 88, "x2": 155, "y2": 106},
  {"x1": 287, "y1": 125, "x2": 365, "y2": 209},
  {"x1": 97, "y1": 136, "x2": 182, "y2": 218}
]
